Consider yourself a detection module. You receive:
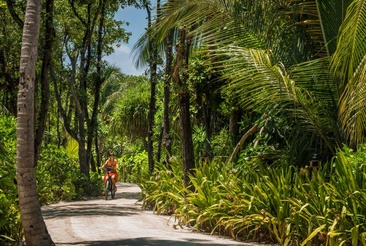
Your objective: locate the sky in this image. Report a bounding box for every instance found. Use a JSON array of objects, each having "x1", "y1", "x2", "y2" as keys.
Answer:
[{"x1": 104, "y1": 6, "x2": 148, "y2": 76}]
